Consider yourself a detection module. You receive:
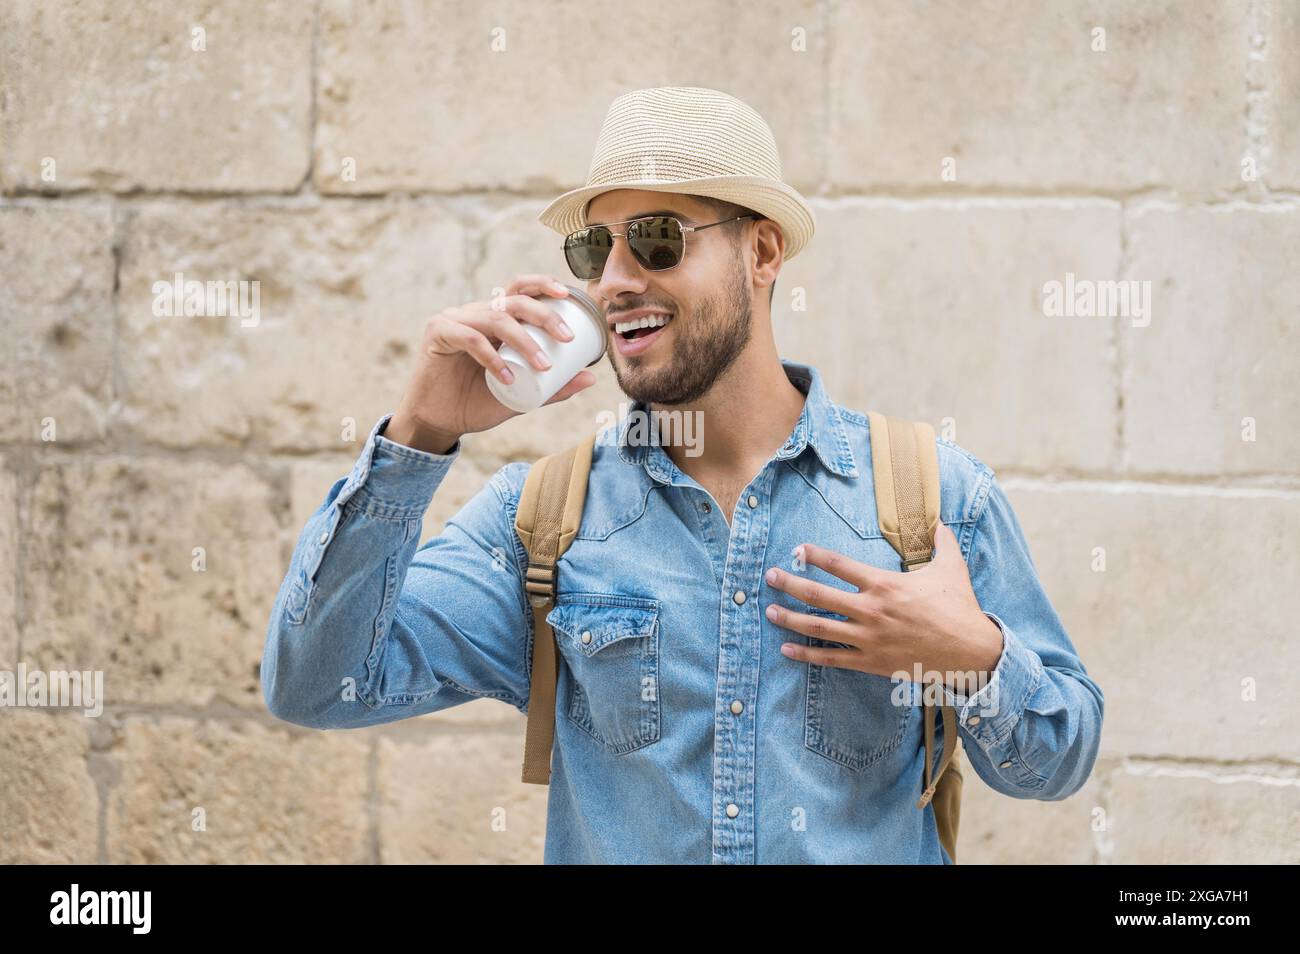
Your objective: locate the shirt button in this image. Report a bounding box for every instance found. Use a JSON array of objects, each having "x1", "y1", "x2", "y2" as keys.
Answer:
[
  {"x1": 747, "y1": 495, "x2": 758, "y2": 508},
  {"x1": 580, "y1": 630, "x2": 592, "y2": 644},
  {"x1": 726, "y1": 803, "x2": 739, "y2": 818},
  {"x1": 318, "y1": 532, "x2": 329, "y2": 544},
  {"x1": 700, "y1": 501, "x2": 711, "y2": 513},
  {"x1": 968, "y1": 715, "x2": 981, "y2": 725},
  {"x1": 730, "y1": 700, "x2": 743, "y2": 714},
  {"x1": 733, "y1": 589, "x2": 746, "y2": 605},
  {"x1": 999, "y1": 760, "x2": 1013, "y2": 768}
]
